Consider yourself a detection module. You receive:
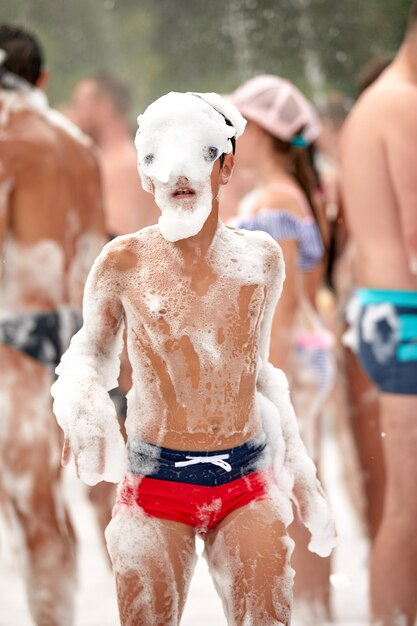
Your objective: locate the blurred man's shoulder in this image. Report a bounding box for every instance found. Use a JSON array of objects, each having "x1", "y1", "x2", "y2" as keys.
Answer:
[
  {"x1": 355, "y1": 75, "x2": 417, "y2": 121},
  {"x1": 0, "y1": 95, "x2": 97, "y2": 169},
  {"x1": 48, "y1": 109, "x2": 101, "y2": 168}
]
